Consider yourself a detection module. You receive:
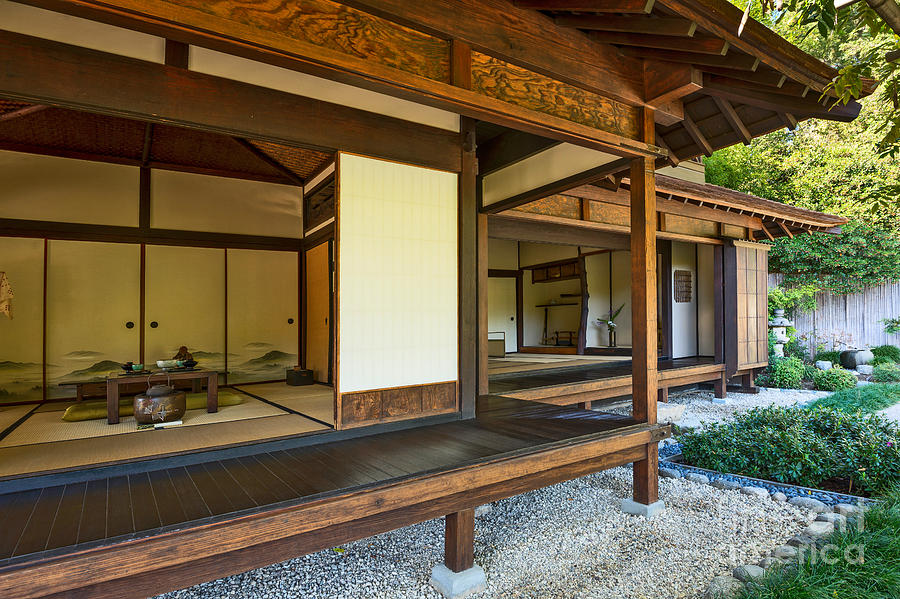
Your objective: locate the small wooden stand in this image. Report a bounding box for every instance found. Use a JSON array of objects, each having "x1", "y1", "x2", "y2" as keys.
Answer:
[{"x1": 105, "y1": 370, "x2": 218, "y2": 425}]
